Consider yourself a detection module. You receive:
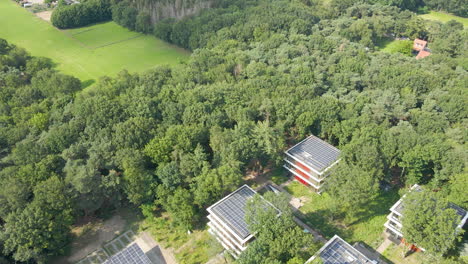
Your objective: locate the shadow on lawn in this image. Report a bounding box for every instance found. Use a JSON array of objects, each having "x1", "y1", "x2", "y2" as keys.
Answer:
[
  {"x1": 356, "y1": 241, "x2": 395, "y2": 264},
  {"x1": 81, "y1": 79, "x2": 95, "y2": 89},
  {"x1": 297, "y1": 209, "x2": 351, "y2": 240},
  {"x1": 348, "y1": 189, "x2": 400, "y2": 227}
]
